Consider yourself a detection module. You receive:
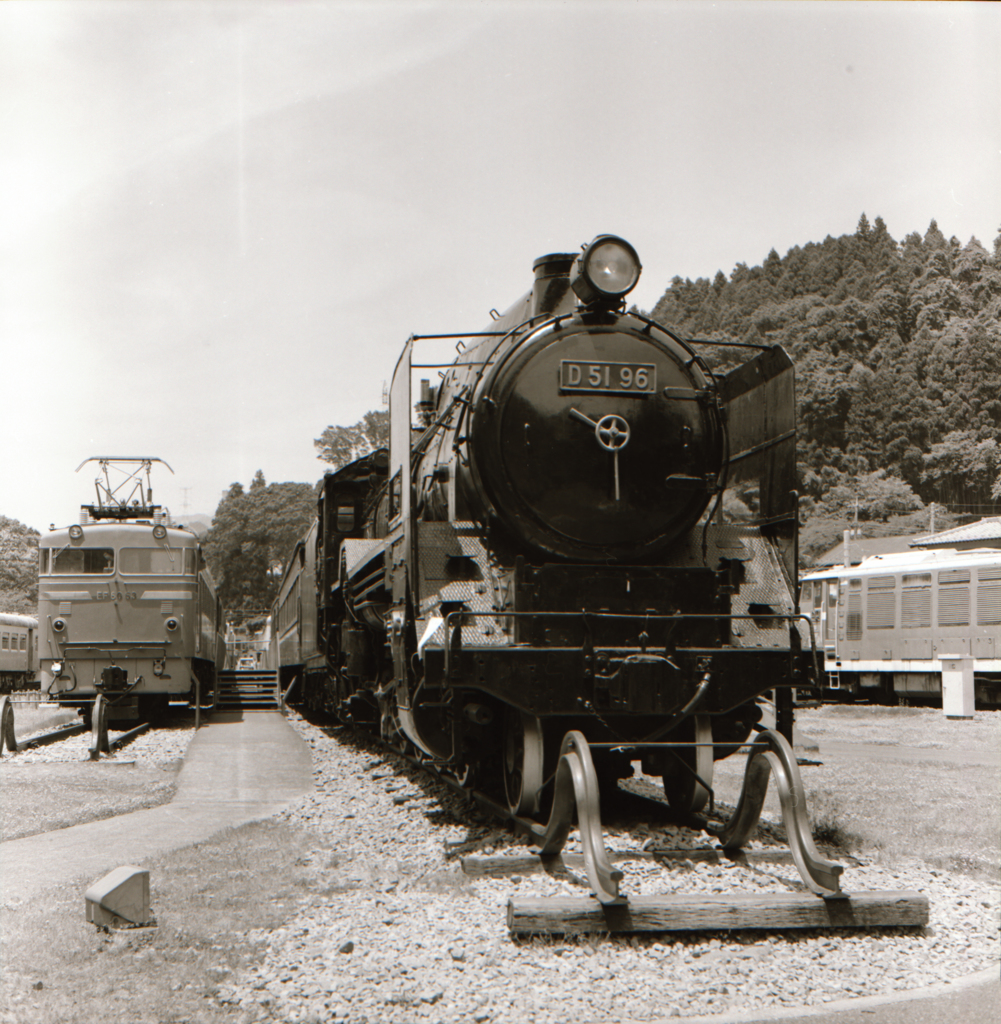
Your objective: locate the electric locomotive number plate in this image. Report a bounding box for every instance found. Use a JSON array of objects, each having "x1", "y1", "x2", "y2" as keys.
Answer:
[{"x1": 560, "y1": 360, "x2": 656, "y2": 395}]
